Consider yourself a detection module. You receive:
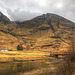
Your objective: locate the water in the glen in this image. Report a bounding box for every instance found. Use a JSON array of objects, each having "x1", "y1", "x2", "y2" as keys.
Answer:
[
  {"x1": 0, "y1": 59, "x2": 62, "y2": 75},
  {"x1": 0, "y1": 61, "x2": 49, "y2": 75}
]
